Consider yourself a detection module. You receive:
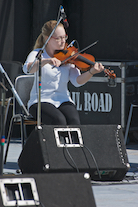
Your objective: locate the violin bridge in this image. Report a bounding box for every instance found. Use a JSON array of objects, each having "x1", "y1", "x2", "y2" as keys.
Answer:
[{"x1": 71, "y1": 51, "x2": 76, "y2": 56}]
